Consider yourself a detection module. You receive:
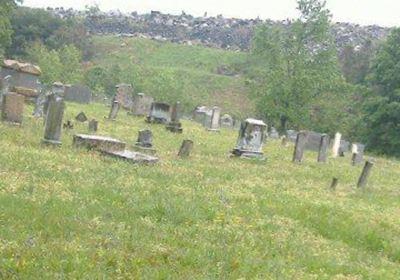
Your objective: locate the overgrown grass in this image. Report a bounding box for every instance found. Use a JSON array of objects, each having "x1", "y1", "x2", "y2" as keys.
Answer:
[
  {"x1": 0, "y1": 102, "x2": 399, "y2": 279},
  {"x1": 90, "y1": 36, "x2": 255, "y2": 118}
]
